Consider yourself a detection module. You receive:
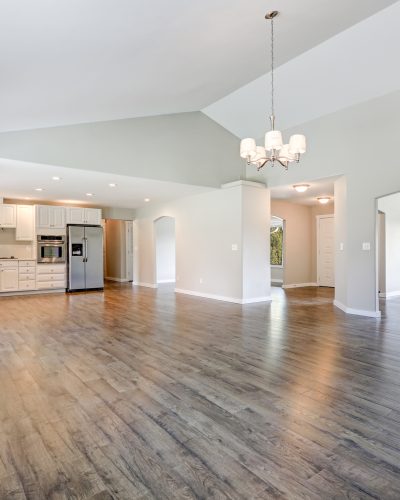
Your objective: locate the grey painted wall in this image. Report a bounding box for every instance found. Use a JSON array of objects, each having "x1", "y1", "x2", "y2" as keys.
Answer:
[{"x1": 0, "y1": 111, "x2": 243, "y2": 188}]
